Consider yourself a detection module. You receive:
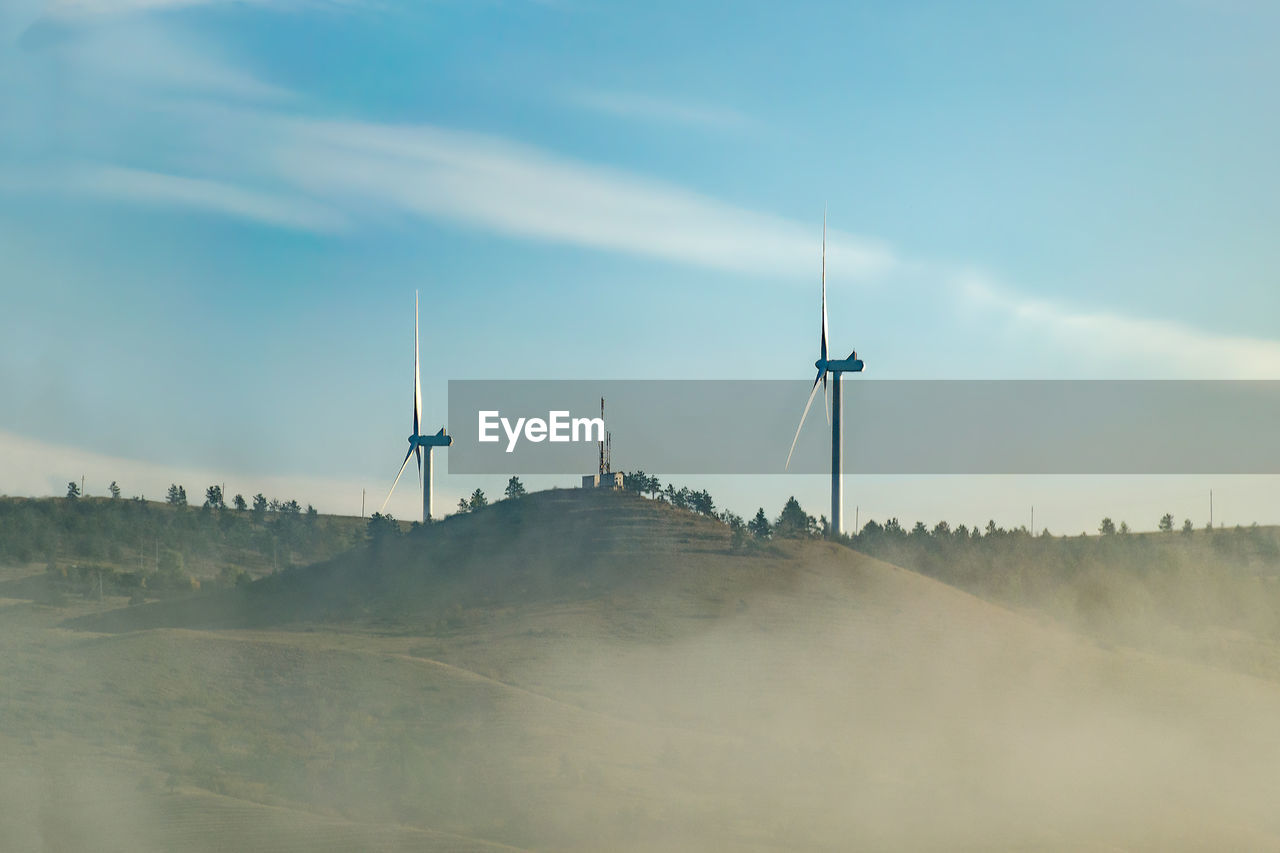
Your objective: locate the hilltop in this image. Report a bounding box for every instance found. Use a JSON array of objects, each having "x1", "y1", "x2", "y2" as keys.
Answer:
[{"x1": 72, "y1": 489, "x2": 784, "y2": 633}]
